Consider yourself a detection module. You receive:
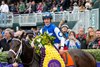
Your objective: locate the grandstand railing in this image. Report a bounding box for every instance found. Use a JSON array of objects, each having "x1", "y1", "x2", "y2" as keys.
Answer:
[{"x1": 0, "y1": 8, "x2": 99, "y2": 30}]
